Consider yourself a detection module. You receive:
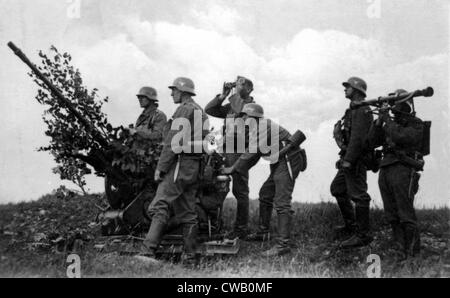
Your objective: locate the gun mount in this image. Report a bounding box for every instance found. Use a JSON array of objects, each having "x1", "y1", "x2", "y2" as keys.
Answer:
[{"x1": 8, "y1": 41, "x2": 237, "y2": 256}]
